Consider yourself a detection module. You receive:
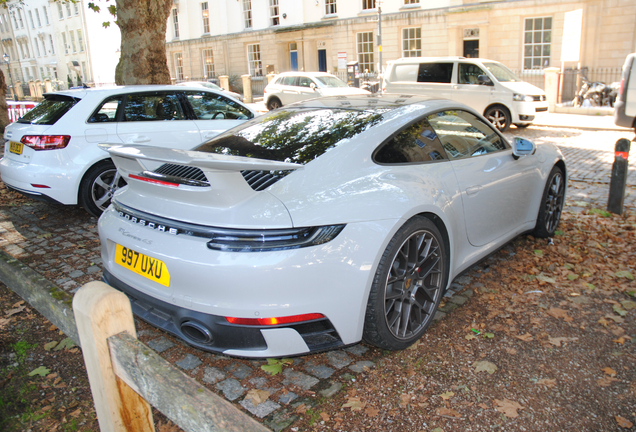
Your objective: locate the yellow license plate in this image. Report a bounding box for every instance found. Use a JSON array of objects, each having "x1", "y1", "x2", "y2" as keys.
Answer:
[
  {"x1": 9, "y1": 141, "x2": 22, "y2": 155},
  {"x1": 115, "y1": 244, "x2": 171, "y2": 287}
]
